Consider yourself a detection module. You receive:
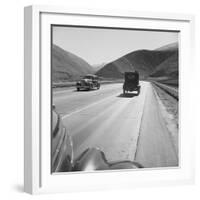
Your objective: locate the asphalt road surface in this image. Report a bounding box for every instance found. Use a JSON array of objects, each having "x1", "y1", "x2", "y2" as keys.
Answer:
[{"x1": 53, "y1": 81, "x2": 178, "y2": 168}]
